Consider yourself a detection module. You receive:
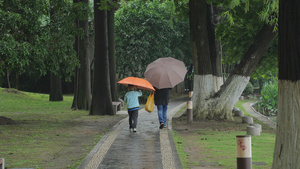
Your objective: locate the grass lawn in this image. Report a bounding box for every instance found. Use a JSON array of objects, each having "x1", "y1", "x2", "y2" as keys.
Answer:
[
  {"x1": 0, "y1": 88, "x2": 125, "y2": 168},
  {"x1": 173, "y1": 100, "x2": 276, "y2": 169}
]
